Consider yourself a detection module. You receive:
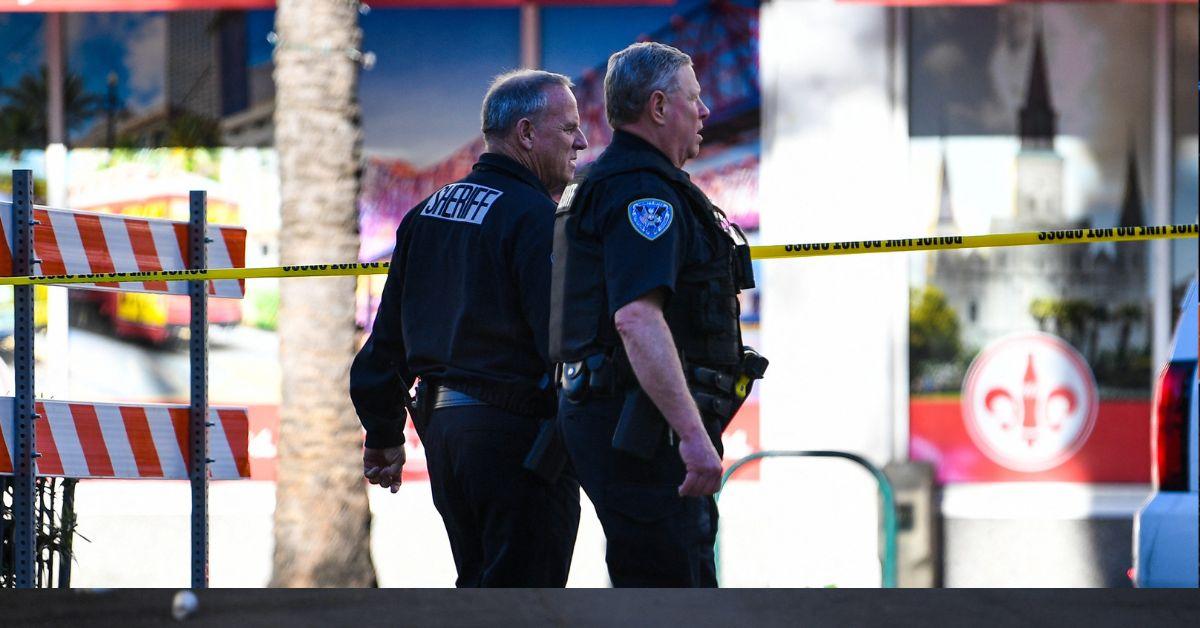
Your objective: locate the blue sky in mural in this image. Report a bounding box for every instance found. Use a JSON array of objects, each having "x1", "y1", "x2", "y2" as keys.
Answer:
[
  {"x1": 245, "y1": 9, "x2": 273, "y2": 66},
  {"x1": 68, "y1": 13, "x2": 167, "y2": 113},
  {"x1": 358, "y1": 1, "x2": 706, "y2": 163},
  {"x1": 541, "y1": 0, "x2": 707, "y2": 78},
  {"x1": 0, "y1": 13, "x2": 46, "y2": 89},
  {"x1": 1, "y1": 12, "x2": 169, "y2": 131},
  {"x1": 357, "y1": 8, "x2": 519, "y2": 163},
  {"x1": 0, "y1": 3, "x2": 705, "y2": 162}
]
